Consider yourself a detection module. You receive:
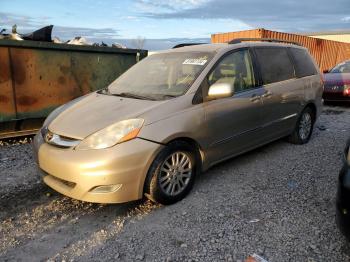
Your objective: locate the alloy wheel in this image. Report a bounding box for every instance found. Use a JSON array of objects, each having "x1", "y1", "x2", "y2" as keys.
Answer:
[
  {"x1": 299, "y1": 112, "x2": 312, "y2": 140},
  {"x1": 159, "y1": 152, "x2": 192, "y2": 196}
]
